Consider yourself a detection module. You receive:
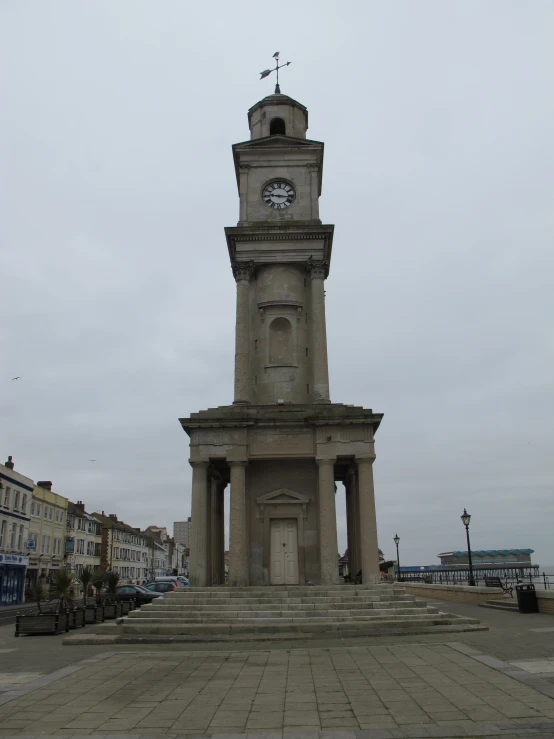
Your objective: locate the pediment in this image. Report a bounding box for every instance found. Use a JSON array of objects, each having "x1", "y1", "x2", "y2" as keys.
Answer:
[
  {"x1": 234, "y1": 135, "x2": 323, "y2": 150},
  {"x1": 256, "y1": 488, "x2": 310, "y2": 521},
  {"x1": 257, "y1": 488, "x2": 310, "y2": 505}
]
